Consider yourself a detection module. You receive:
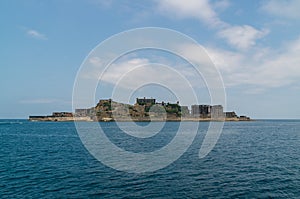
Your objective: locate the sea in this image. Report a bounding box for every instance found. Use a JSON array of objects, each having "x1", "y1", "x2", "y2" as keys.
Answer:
[{"x1": 0, "y1": 119, "x2": 299, "y2": 198}]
